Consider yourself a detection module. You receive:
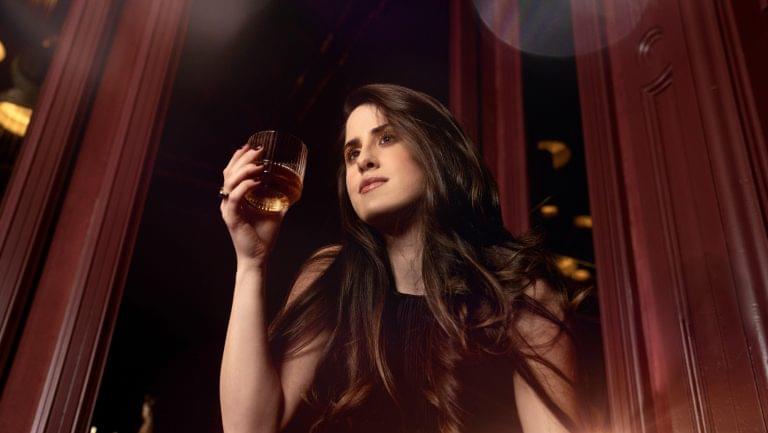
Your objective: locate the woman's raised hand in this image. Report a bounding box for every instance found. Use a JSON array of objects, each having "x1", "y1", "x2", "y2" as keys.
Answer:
[{"x1": 220, "y1": 142, "x2": 286, "y2": 267}]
